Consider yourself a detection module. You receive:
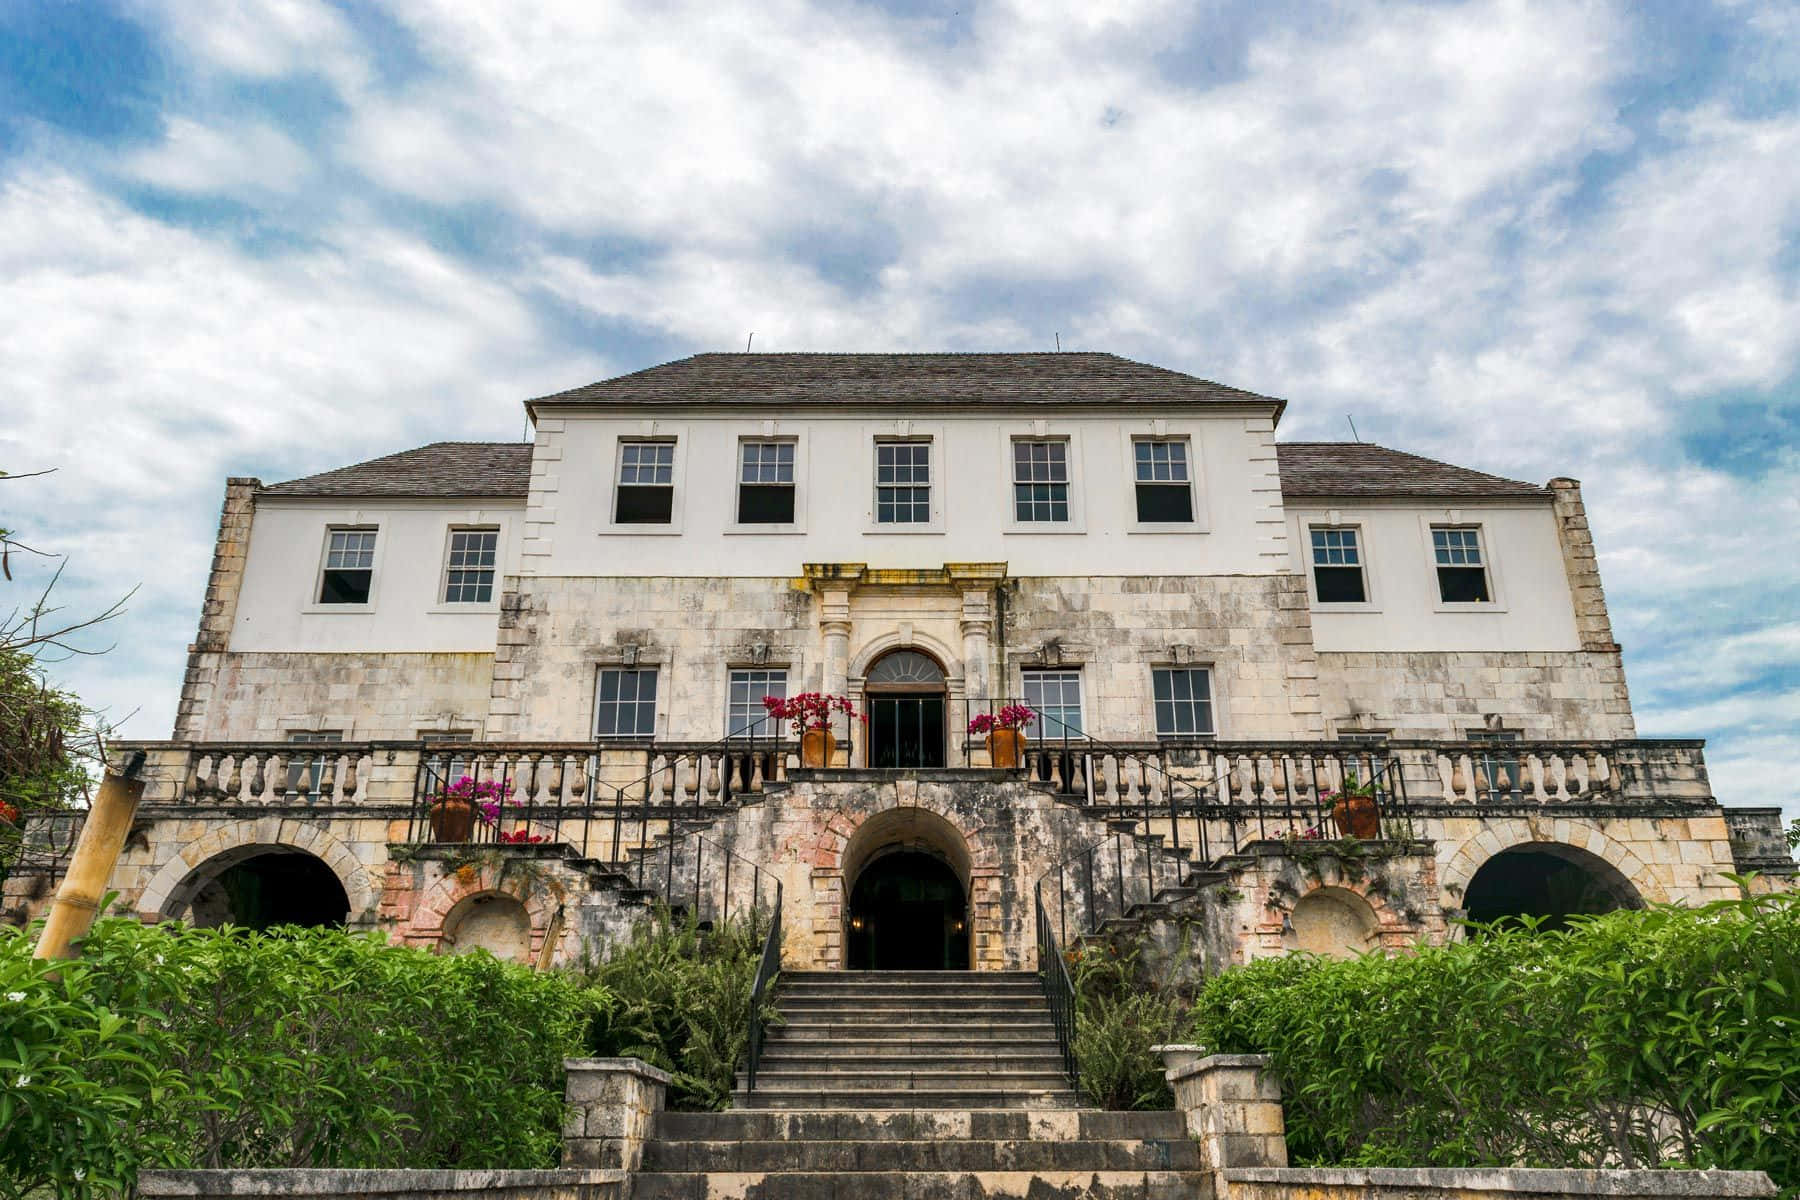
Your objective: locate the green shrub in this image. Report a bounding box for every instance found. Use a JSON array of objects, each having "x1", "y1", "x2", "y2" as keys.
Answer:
[
  {"x1": 1066, "y1": 934, "x2": 1185, "y2": 1110},
  {"x1": 572, "y1": 908, "x2": 773, "y2": 1111},
  {"x1": 1189, "y1": 891, "x2": 1800, "y2": 1191},
  {"x1": 1, "y1": 918, "x2": 606, "y2": 1199}
]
